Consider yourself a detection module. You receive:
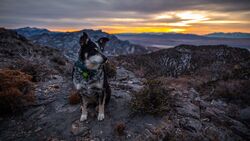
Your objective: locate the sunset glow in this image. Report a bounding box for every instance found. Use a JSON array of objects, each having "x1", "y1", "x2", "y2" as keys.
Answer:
[{"x1": 1, "y1": 0, "x2": 249, "y2": 34}]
